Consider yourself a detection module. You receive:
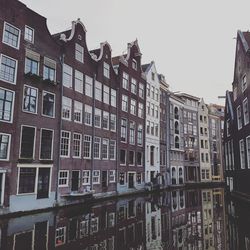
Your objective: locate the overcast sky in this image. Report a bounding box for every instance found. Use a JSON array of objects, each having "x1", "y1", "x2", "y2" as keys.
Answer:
[{"x1": 20, "y1": 0, "x2": 250, "y2": 105}]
